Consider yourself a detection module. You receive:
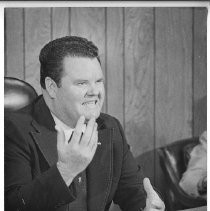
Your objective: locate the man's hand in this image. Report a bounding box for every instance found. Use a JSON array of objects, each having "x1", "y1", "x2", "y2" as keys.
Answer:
[
  {"x1": 55, "y1": 116, "x2": 98, "y2": 185},
  {"x1": 143, "y1": 178, "x2": 165, "y2": 211}
]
